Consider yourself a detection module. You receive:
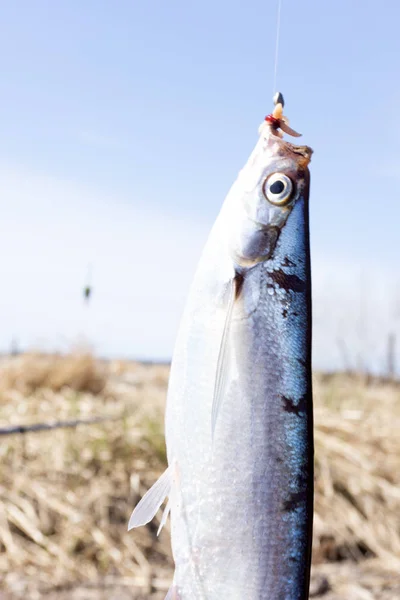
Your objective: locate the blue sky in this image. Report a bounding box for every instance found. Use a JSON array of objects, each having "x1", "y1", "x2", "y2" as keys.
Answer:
[{"x1": 1, "y1": 1, "x2": 399, "y2": 371}]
